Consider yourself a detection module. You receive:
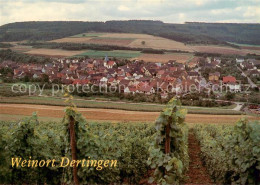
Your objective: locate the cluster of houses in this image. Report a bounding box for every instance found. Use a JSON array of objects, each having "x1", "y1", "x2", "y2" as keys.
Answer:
[
  {"x1": 237, "y1": 58, "x2": 260, "y2": 77},
  {"x1": 202, "y1": 57, "x2": 241, "y2": 92},
  {"x1": 0, "y1": 56, "x2": 259, "y2": 97}
]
